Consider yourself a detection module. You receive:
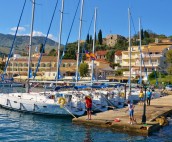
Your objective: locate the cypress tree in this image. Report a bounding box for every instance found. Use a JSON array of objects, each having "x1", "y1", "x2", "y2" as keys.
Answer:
[
  {"x1": 98, "y1": 29, "x2": 102, "y2": 45},
  {"x1": 90, "y1": 35, "x2": 93, "y2": 45},
  {"x1": 86, "y1": 34, "x2": 90, "y2": 43}
]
